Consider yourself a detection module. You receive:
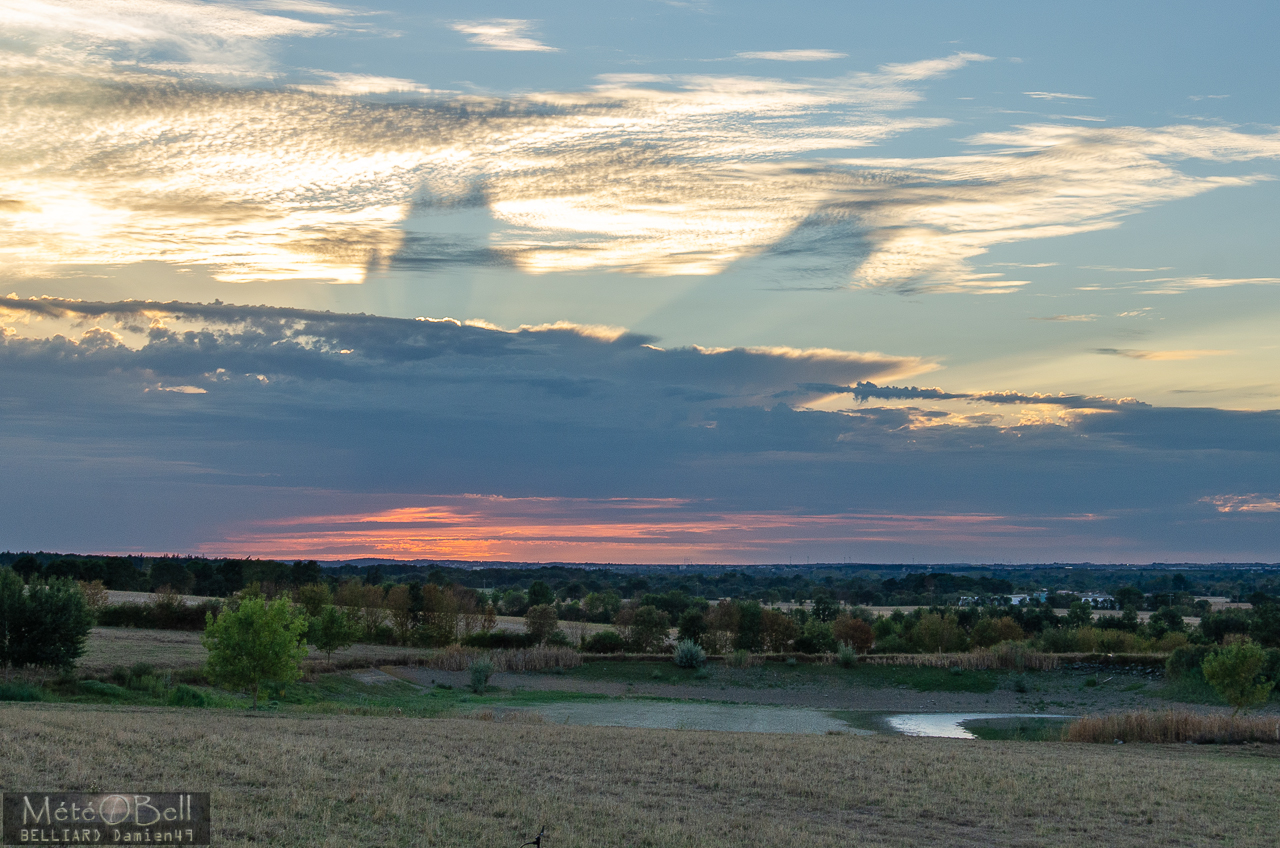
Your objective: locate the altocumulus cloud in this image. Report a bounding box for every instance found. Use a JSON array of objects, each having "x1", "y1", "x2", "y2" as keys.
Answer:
[
  {"x1": 2, "y1": 297, "x2": 1280, "y2": 561},
  {"x1": 5, "y1": 3, "x2": 1280, "y2": 292}
]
